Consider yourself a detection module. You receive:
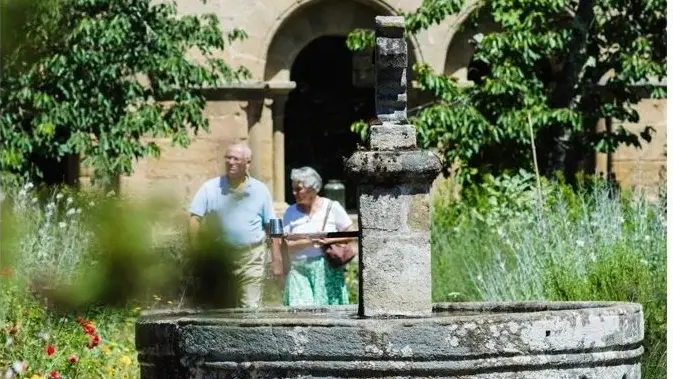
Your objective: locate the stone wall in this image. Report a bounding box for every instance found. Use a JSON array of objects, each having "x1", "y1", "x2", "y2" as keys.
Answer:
[
  {"x1": 84, "y1": 0, "x2": 667, "y2": 212},
  {"x1": 596, "y1": 98, "x2": 667, "y2": 197},
  {"x1": 118, "y1": 101, "x2": 249, "y2": 205}
]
